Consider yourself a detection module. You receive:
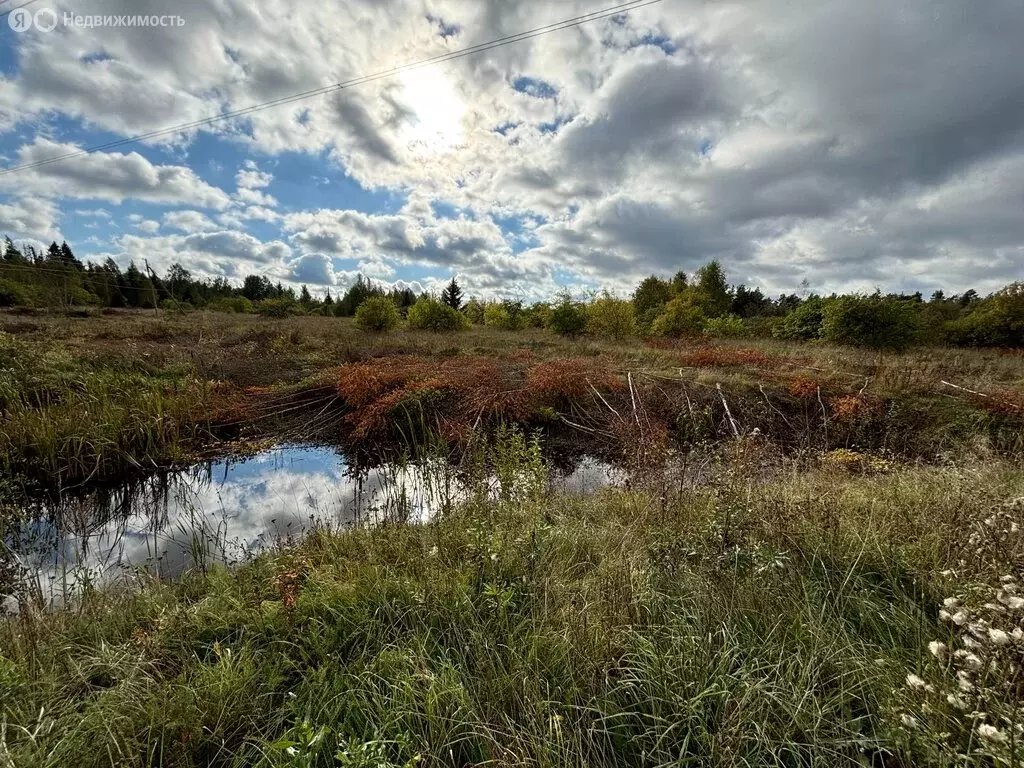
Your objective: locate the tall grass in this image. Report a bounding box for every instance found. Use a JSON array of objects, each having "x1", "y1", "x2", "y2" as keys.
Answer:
[
  {"x1": 0, "y1": 331, "x2": 211, "y2": 487},
  {"x1": 2, "y1": 432, "x2": 1023, "y2": 766}
]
